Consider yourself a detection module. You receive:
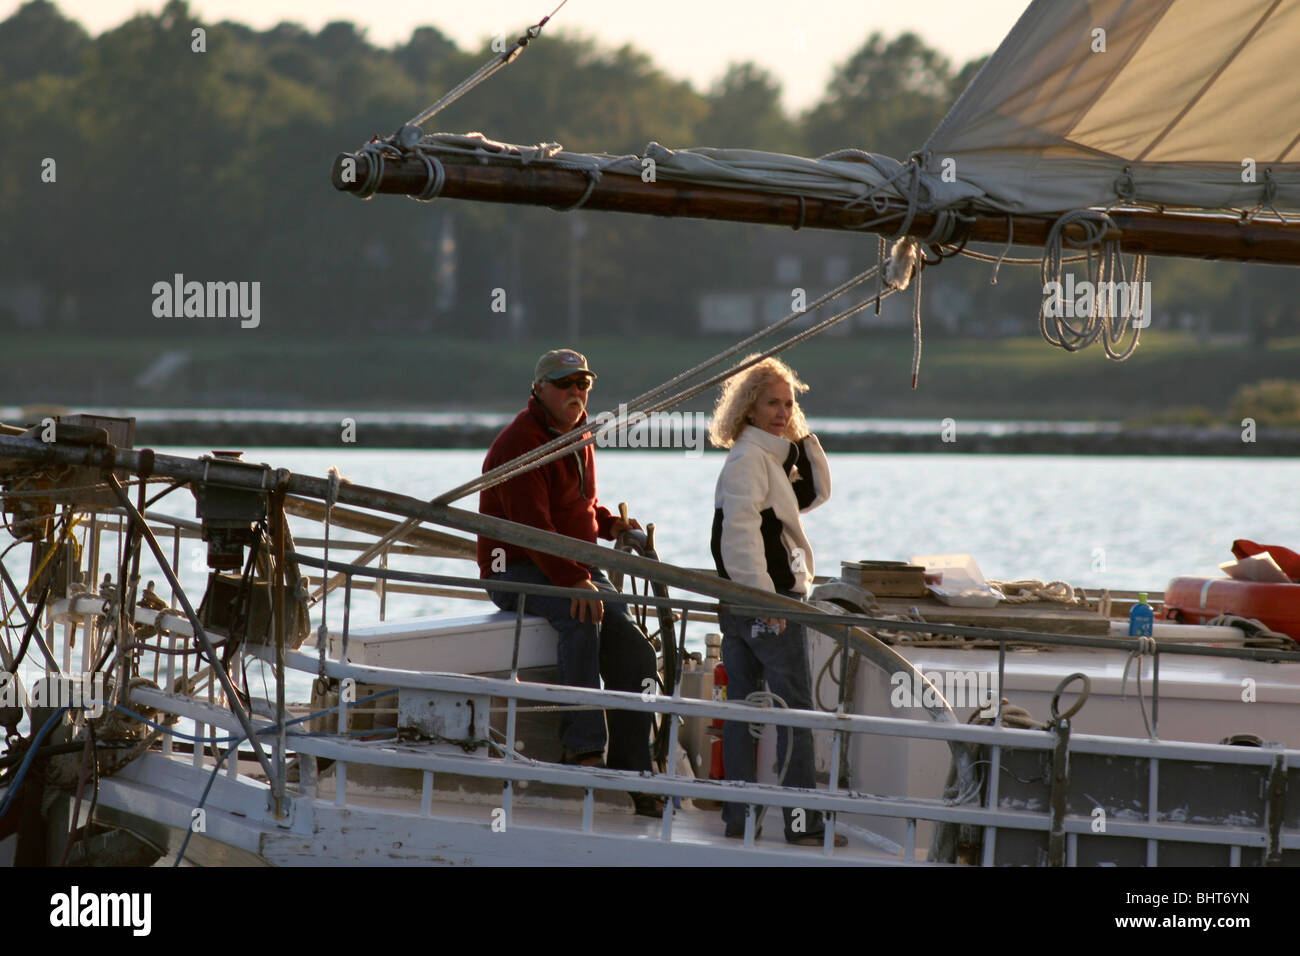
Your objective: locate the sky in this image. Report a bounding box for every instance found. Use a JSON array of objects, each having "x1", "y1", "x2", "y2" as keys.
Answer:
[{"x1": 6, "y1": 0, "x2": 1033, "y2": 111}]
